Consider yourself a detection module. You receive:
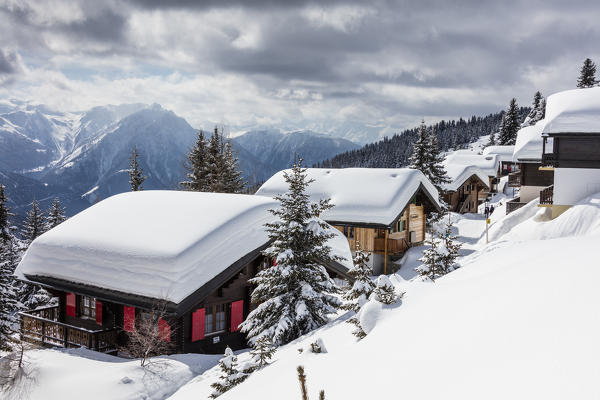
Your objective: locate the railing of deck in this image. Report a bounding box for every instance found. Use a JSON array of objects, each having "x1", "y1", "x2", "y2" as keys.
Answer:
[
  {"x1": 19, "y1": 306, "x2": 119, "y2": 353},
  {"x1": 374, "y1": 237, "x2": 410, "y2": 254},
  {"x1": 540, "y1": 185, "x2": 554, "y2": 205},
  {"x1": 508, "y1": 171, "x2": 521, "y2": 187},
  {"x1": 506, "y1": 197, "x2": 527, "y2": 214}
]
